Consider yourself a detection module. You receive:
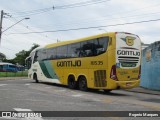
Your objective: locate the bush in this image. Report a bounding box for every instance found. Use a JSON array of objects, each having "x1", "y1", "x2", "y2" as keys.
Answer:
[{"x1": 0, "y1": 70, "x2": 28, "y2": 77}]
